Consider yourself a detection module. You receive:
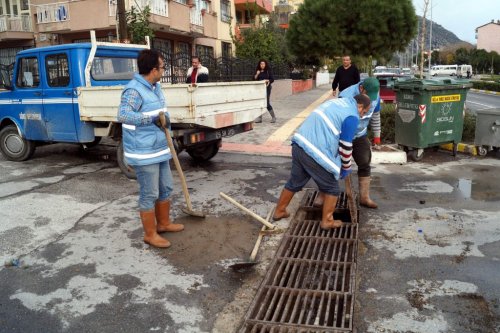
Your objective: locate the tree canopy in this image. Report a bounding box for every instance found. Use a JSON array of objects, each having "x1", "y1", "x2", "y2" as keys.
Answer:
[
  {"x1": 286, "y1": 0, "x2": 417, "y2": 65},
  {"x1": 232, "y1": 15, "x2": 292, "y2": 63},
  {"x1": 126, "y1": 6, "x2": 155, "y2": 44}
]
